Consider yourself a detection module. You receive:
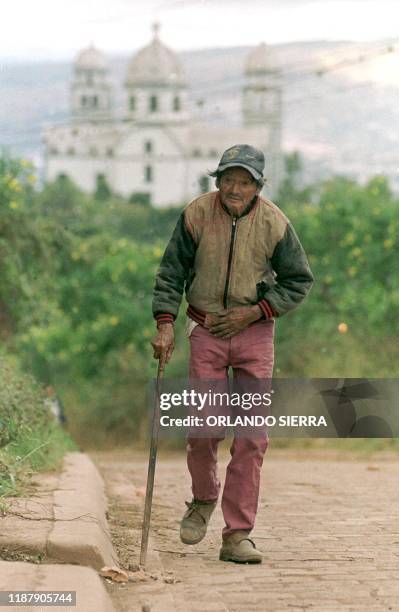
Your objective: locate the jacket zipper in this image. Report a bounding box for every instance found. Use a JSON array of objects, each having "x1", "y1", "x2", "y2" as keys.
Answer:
[{"x1": 223, "y1": 217, "x2": 237, "y2": 309}]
